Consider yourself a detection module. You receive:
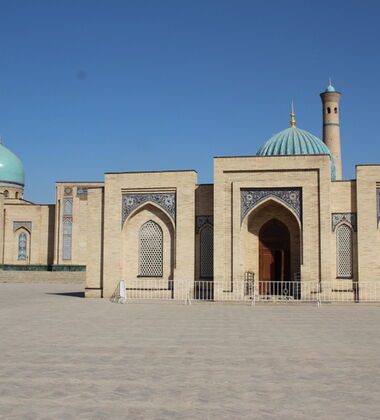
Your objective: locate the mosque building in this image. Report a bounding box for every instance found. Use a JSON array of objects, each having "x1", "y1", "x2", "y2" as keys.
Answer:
[{"x1": 0, "y1": 83, "x2": 379, "y2": 300}]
